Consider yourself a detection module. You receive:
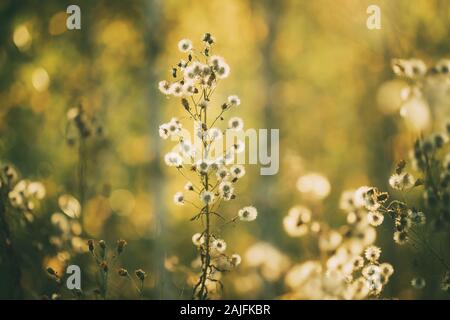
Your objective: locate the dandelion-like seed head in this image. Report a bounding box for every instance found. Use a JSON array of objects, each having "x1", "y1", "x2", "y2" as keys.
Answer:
[
  {"x1": 409, "y1": 210, "x2": 426, "y2": 225},
  {"x1": 389, "y1": 172, "x2": 415, "y2": 190},
  {"x1": 379, "y1": 263, "x2": 394, "y2": 277},
  {"x1": 227, "y1": 95, "x2": 241, "y2": 106},
  {"x1": 283, "y1": 206, "x2": 312, "y2": 237},
  {"x1": 238, "y1": 206, "x2": 258, "y2": 222},
  {"x1": 232, "y1": 141, "x2": 245, "y2": 154},
  {"x1": 231, "y1": 253, "x2": 242, "y2": 267},
  {"x1": 230, "y1": 164, "x2": 245, "y2": 179},
  {"x1": 219, "y1": 181, "x2": 234, "y2": 198},
  {"x1": 212, "y1": 239, "x2": 227, "y2": 253},
  {"x1": 367, "y1": 211, "x2": 384, "y2": 227},
  {"x1": 200, "y1": 191, "x2": 215, "y2": 204},
  {"x1": 216, "y1": 167, "x2": 229, "y2": 180},
  {"x1": 206, "y1": 127, "x2": 222, "y2": 141},
  {"x1": 351, "y1": 256, "x2": 365, "y2": 271},
  {"x1": 173, "y1": 192, "x2": 184, "y2": 206},
  {"x1": 158, "y1": 80, "x2": 171, "y2": 95},
  {"x1": 364, "y1": 245, "x2": 381, "y2": 262},
  {"x1": 164, "y1": 152, "x2": 183, "y2": 167},
  {"x1": 196, "y1": 159, "x2": 210, "y2": 174},
  {"x1": 169, "y1": 82, "x2": 183, "y2": 97},
  {"x1": 178, "y1": 39, "x2": 193, "y2": 52},
  {"x1": 192, "y1": 233, "x2": 204, "y2": 246},
  {"x1": 393, "y1": 230, "x2": 408, "y2": 244},
  {"x1": 184, "y1": 181, "x2": 194, "y2": 191},
  {"x1": 411, "y1": 277, "x2": 426, "y2": 289},
  {"x1": 228, "y1": 117, "x2": 244, "y2": 131}
]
